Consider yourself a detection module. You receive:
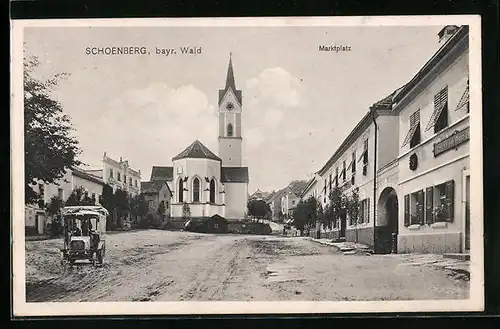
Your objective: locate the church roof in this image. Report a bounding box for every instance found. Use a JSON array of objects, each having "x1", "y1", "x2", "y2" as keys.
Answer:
[
  {"x1": 141, "y1": 181, "x2": 171, "y2": 194},
  {"x1": 218, "y1": 54, "x2": 242, "y2": 106},
  {"x1": 172, "y1": 140, "x2": 221, "y2": 162},
  {"x1": 221, "y1": 167, "x2": 249, "y2": 183},
  {"x1": 150, "y1": 166, "x2": 173, "y2": 181}
]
